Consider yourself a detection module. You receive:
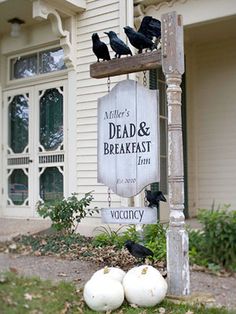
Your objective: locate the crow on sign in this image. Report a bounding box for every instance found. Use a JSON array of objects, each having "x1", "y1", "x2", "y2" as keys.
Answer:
[
  {"x1": 104, "y1": 31, "x2": 132, "y2": 58},
  {"x1": 145, "y1": 190, "x2": 167, "y2": 208},
  {"x1": 138, "y1": 16, "x2": 161, "y2": 41},
  {"x1": 125, "y1": 240, "x2": 154, "y2": 263},
  {"x1": 92, "y1": 33, "x2": 111, "y2": 62},
  {"x1": 124, "y1": 26, "x2": 156, "y2": 54}
]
